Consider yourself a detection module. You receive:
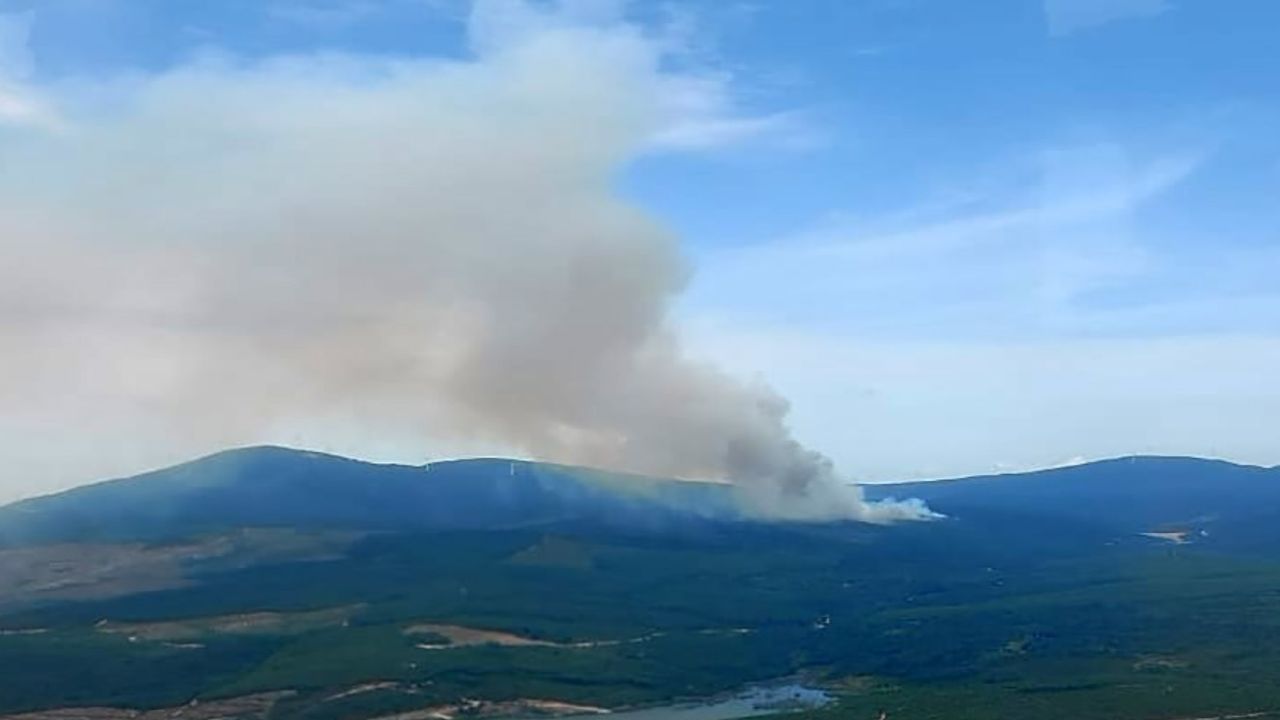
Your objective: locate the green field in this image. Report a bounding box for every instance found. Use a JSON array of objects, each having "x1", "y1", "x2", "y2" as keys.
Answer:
[{"x1": 3, "y1": 524, "x2": 1280, "y2": 720}]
